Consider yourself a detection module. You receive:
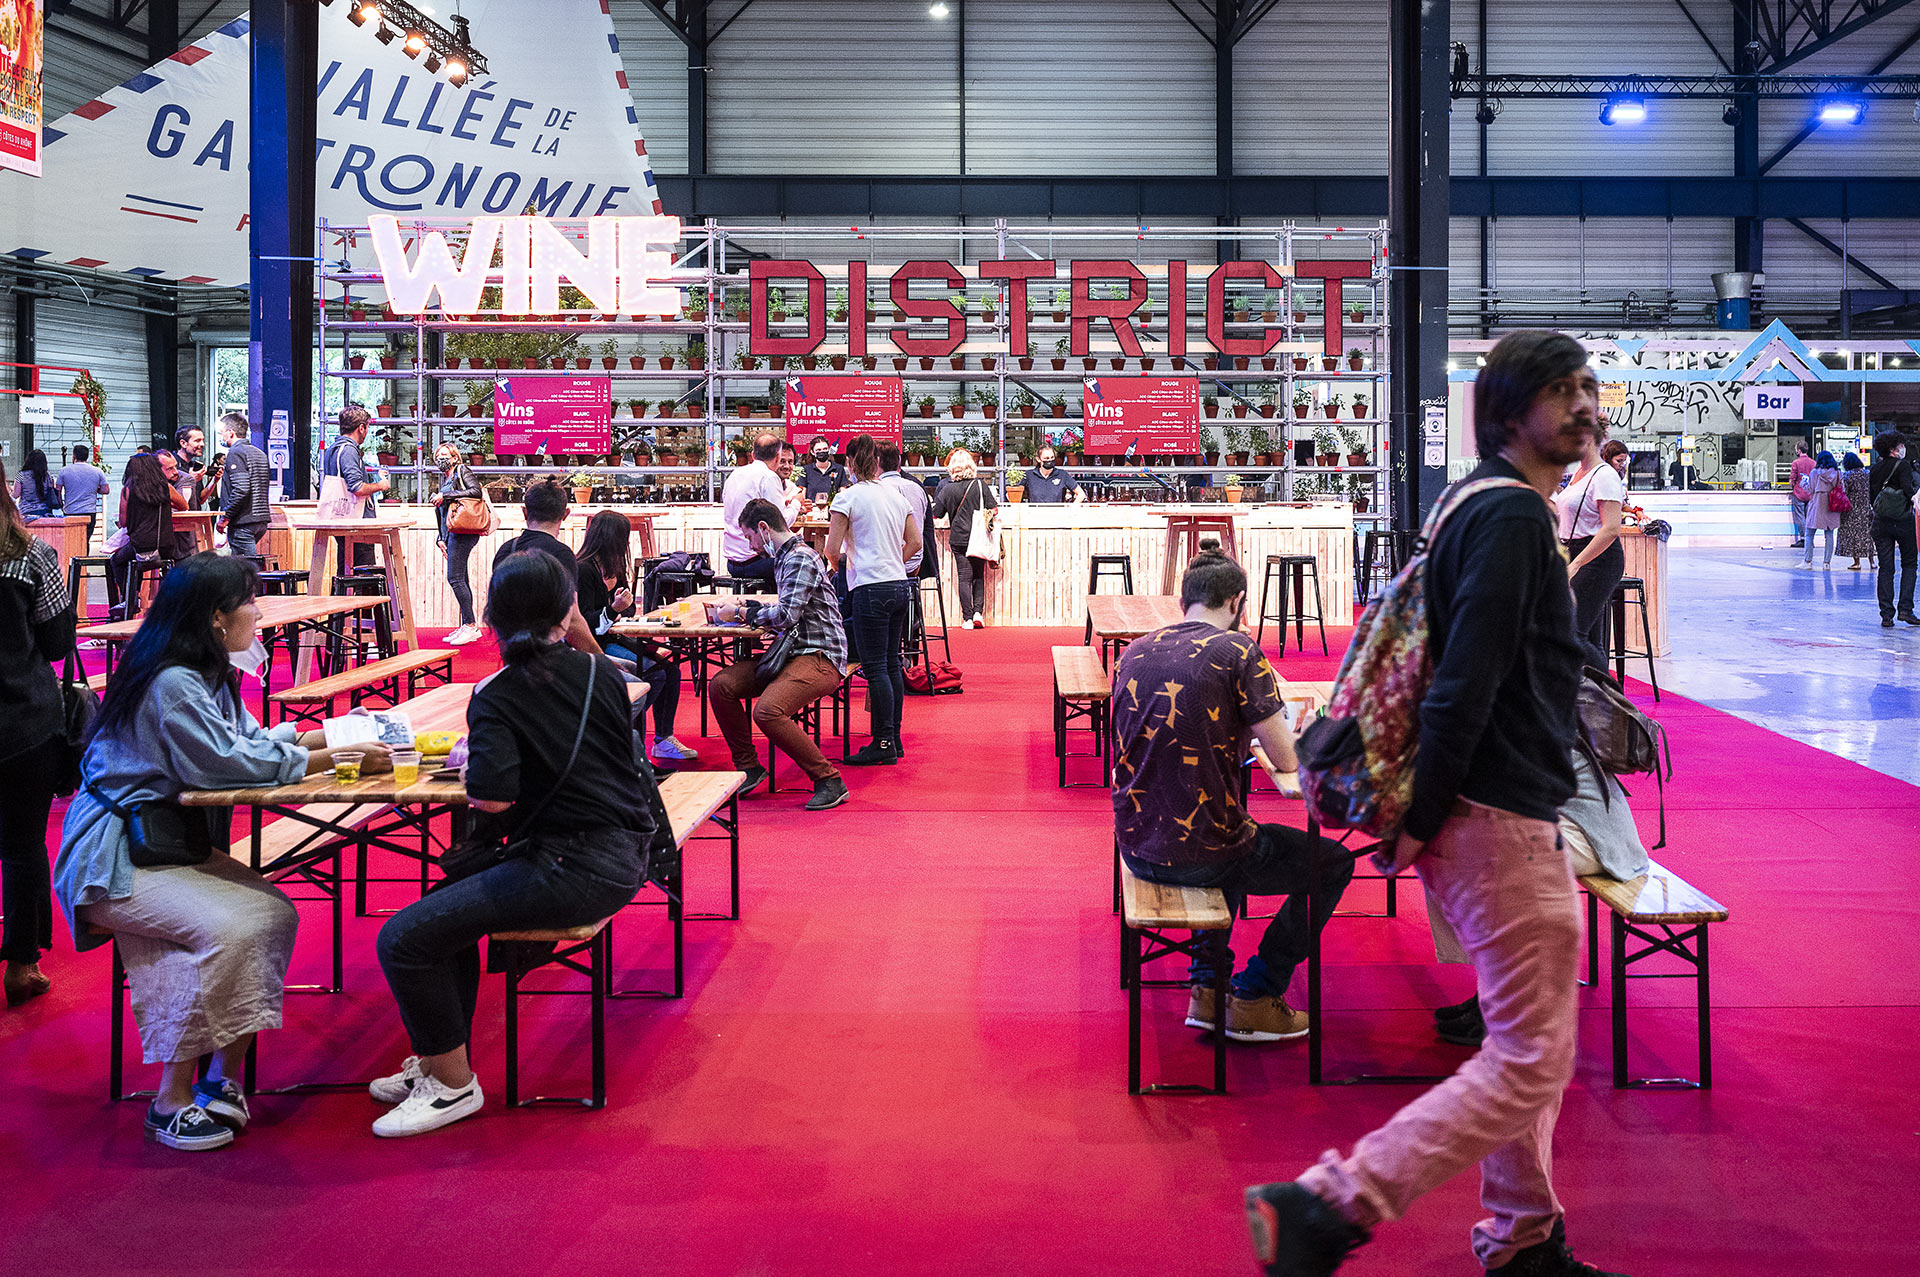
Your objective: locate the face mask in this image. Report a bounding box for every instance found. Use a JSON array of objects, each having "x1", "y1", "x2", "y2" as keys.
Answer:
[
  {"x1": 229, "y1": 637, "x2": 269, "y2": 678},
  {"x1": 814, "y1": 454, "x2": 830, "y2": 464}
]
